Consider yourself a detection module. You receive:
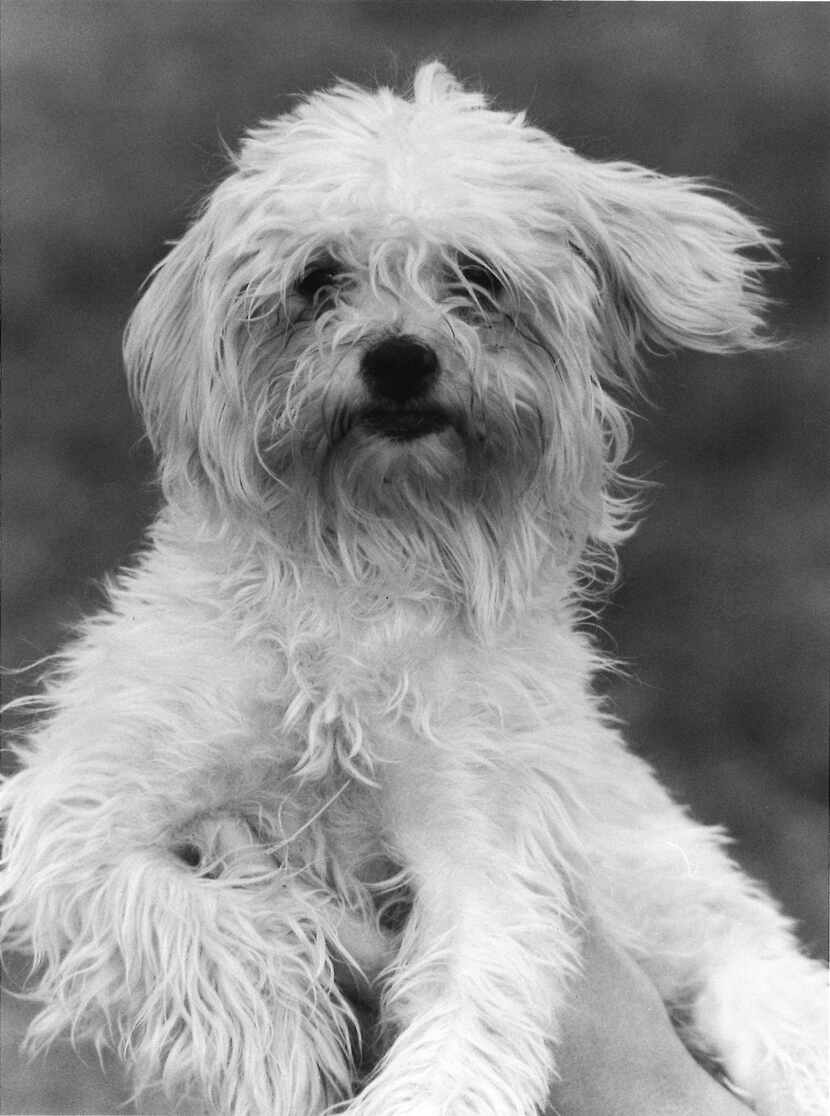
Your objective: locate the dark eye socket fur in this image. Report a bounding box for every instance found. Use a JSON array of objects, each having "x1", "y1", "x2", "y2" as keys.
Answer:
[
  {"x1": 295, "y1": 260, "x2": 343, "y2": 302},
  {"x1": 455, "y1": 255, "x2": 504, "y2": 299}
]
